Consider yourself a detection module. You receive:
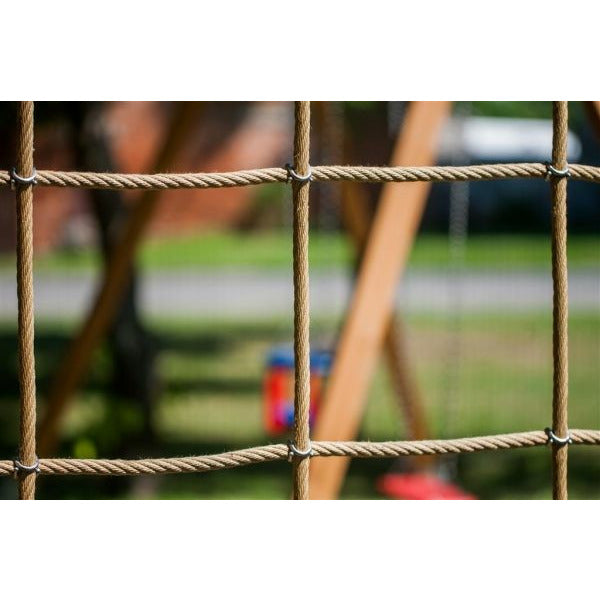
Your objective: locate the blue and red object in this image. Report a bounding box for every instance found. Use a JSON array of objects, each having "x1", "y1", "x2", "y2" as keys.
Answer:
[{"x1": 263, "y1": 347, "x2": 332, "y2": 435}]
